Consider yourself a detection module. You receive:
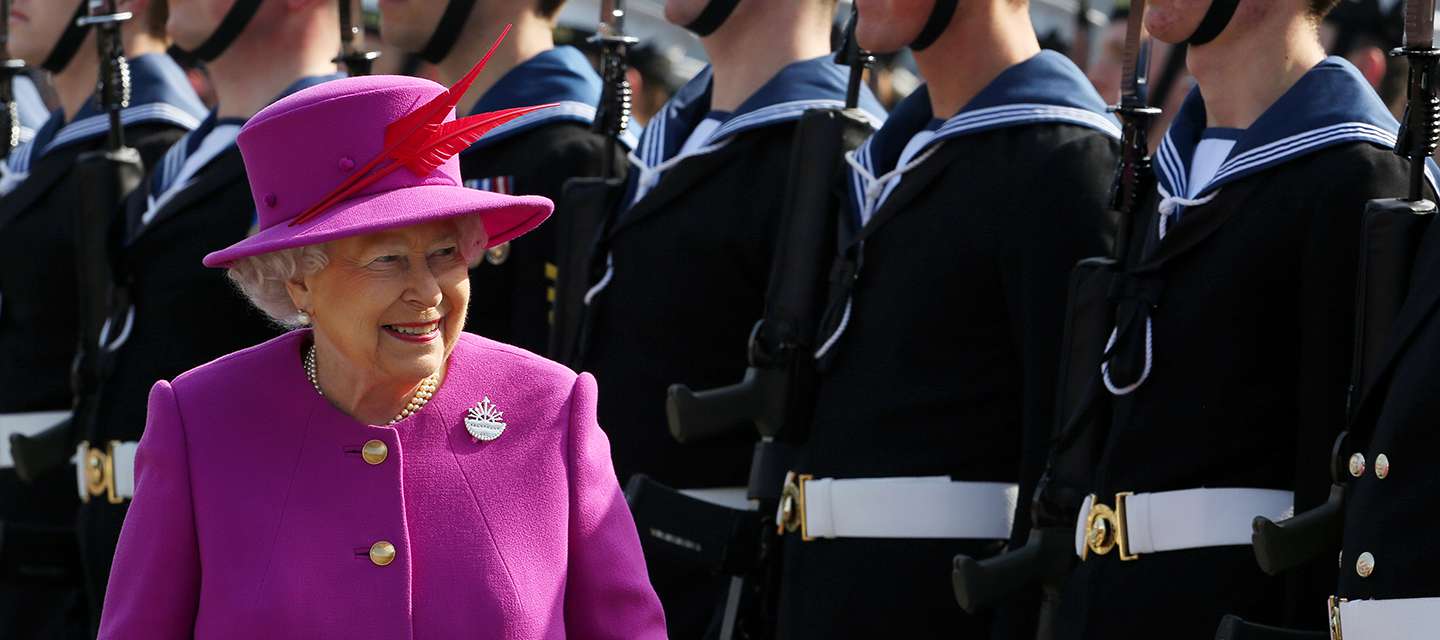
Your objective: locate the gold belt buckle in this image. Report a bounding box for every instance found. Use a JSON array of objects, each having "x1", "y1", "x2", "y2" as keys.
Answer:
[
  {"x1": 1082, "y1": 492, "x2": 1138, "y2": 561},
  {"x1": 80, "y1": 440, "x2": 124, "y2": 505},
  {"x1": 777, "y1": 472, "x2": 814, "y2": 541},
  {"x1": 1328, "y1": 595, "x2": 1346, "y2": 640}
]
